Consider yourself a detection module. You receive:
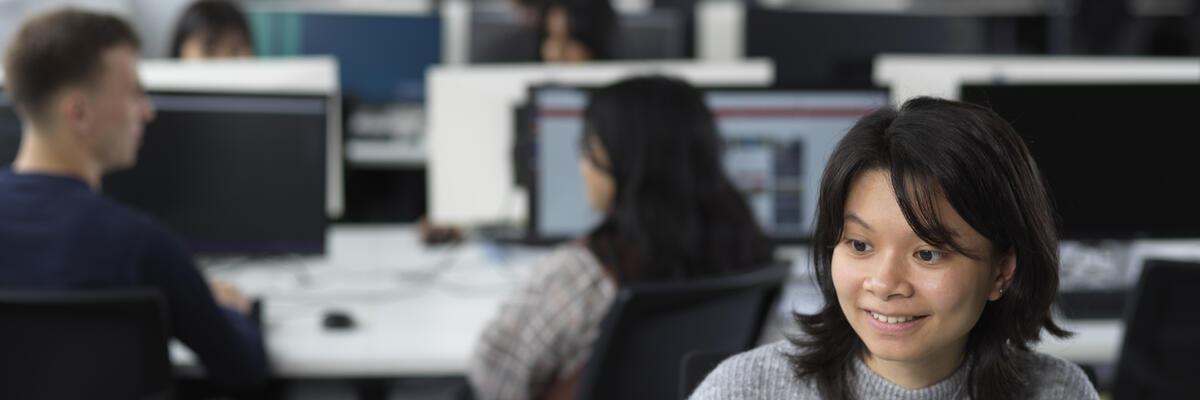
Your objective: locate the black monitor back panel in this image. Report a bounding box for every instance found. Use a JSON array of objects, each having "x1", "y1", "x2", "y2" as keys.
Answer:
[
  {"x1": 0, "y1": 92, "x2": 328, "y2": 254},
  {"x1": 962, "y1": 84, "x2": 1200, "y2": 239}
]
